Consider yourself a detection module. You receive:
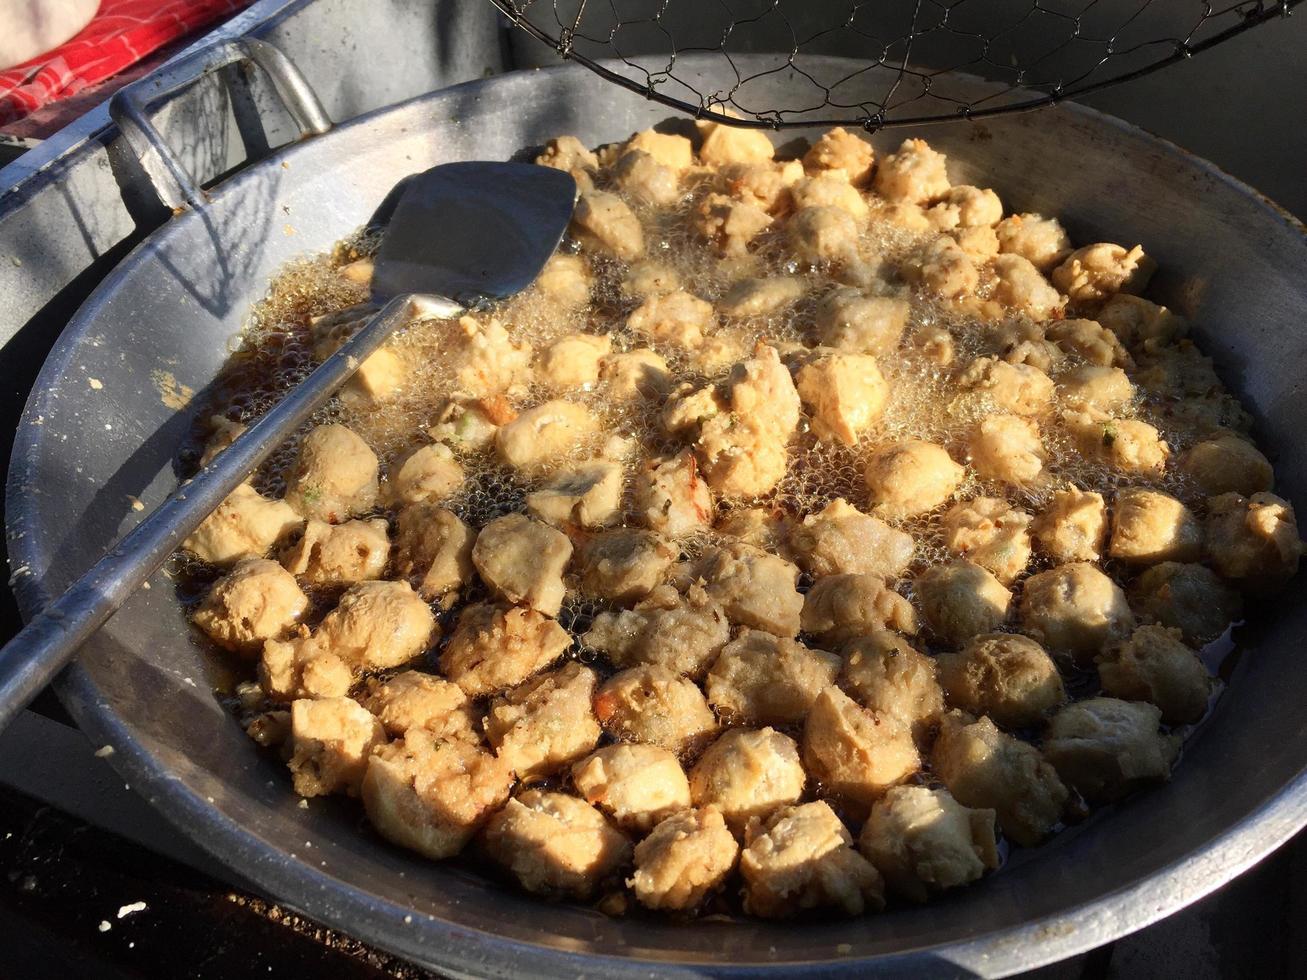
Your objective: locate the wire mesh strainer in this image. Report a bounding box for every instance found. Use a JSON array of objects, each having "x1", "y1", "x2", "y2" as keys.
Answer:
[{"x1": 489, "y1": 0, "x2": 1299, "y2": 128}]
